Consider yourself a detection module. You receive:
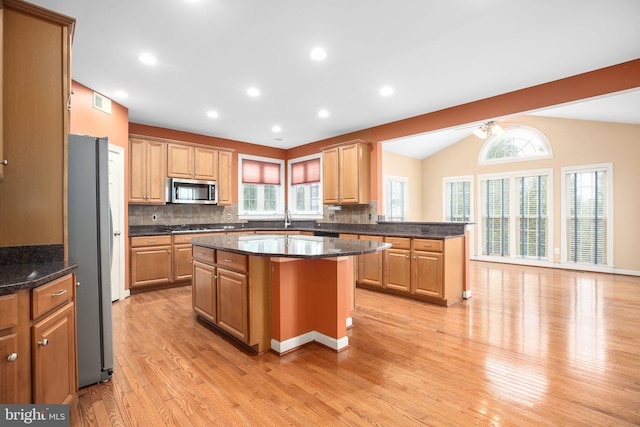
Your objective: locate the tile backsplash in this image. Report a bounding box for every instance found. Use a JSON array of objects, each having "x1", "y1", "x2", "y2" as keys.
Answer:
[
  {"x1": 129, "y1": 204, "x2": 238, "y2": 226},
  {"x1": 322, "y1": 202, "x2": 377, "y2": 224}
]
